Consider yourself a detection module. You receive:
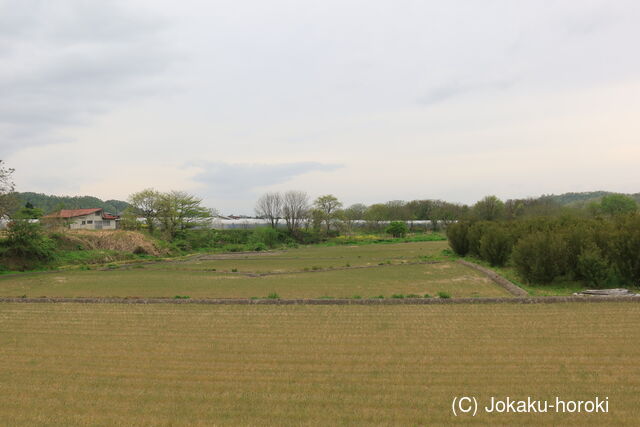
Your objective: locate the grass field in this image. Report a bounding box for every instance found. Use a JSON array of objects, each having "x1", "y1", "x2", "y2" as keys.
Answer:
[
  {"x1": 0, "y1": 241, "x2": 512, "y2": 299},
  {"x1": 1, "y1": 302, "x2": 638, "y2": 425}
]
